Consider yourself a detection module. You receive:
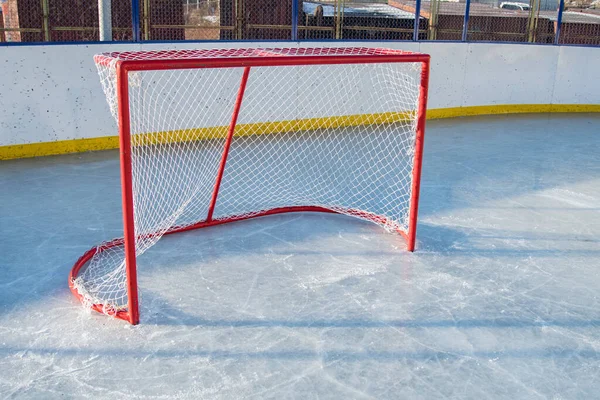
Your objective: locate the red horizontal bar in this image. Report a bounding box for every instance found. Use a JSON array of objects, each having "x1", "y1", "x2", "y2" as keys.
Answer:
[{"x1": 120, "y1": 54, "x2": 431, "y2": 72}]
